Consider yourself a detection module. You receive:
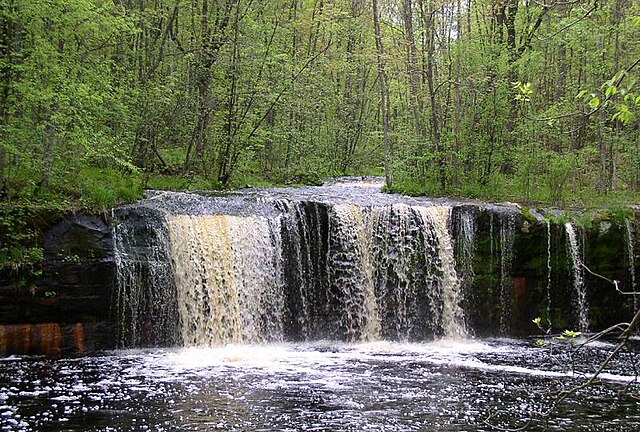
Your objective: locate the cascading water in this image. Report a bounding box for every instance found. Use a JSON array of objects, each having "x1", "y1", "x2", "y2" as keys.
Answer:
[
  {"x1": 565, "y1": 222, "x2": 589, "y2": 333},
  {"x1": 545, "y1": 220, "x2": 553, "y2": 321},
  {"x1": 116, "y1": 181, "x2": 640, "y2": 346},
  {"x1": 112, "y1": 208, "x2": 180, "y2": 347},
  {"x1": 417, "y1": 206, "x2": 466, "y2": 338},
  {"x1": 112, "y1": 185, "x2": 475, "y2": 346},
  {"x1": 165, "y1": 214, "x2": 285, "y2": 346},
  {"x1": 453, "y1": 207, "x2": 476, "y2": 332},
  {"x1": 498, "y1": 212, "x2": 516, "y2": 335},
  {"x1": 328, "y1": 204, "x2": 379, "y2": 341},
  {"x1": 371, "y1": 204, "x2": 429, "y2": 340},
  {"x1": 624, "y1": 219, "x2": 638, "y2": 312}
]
